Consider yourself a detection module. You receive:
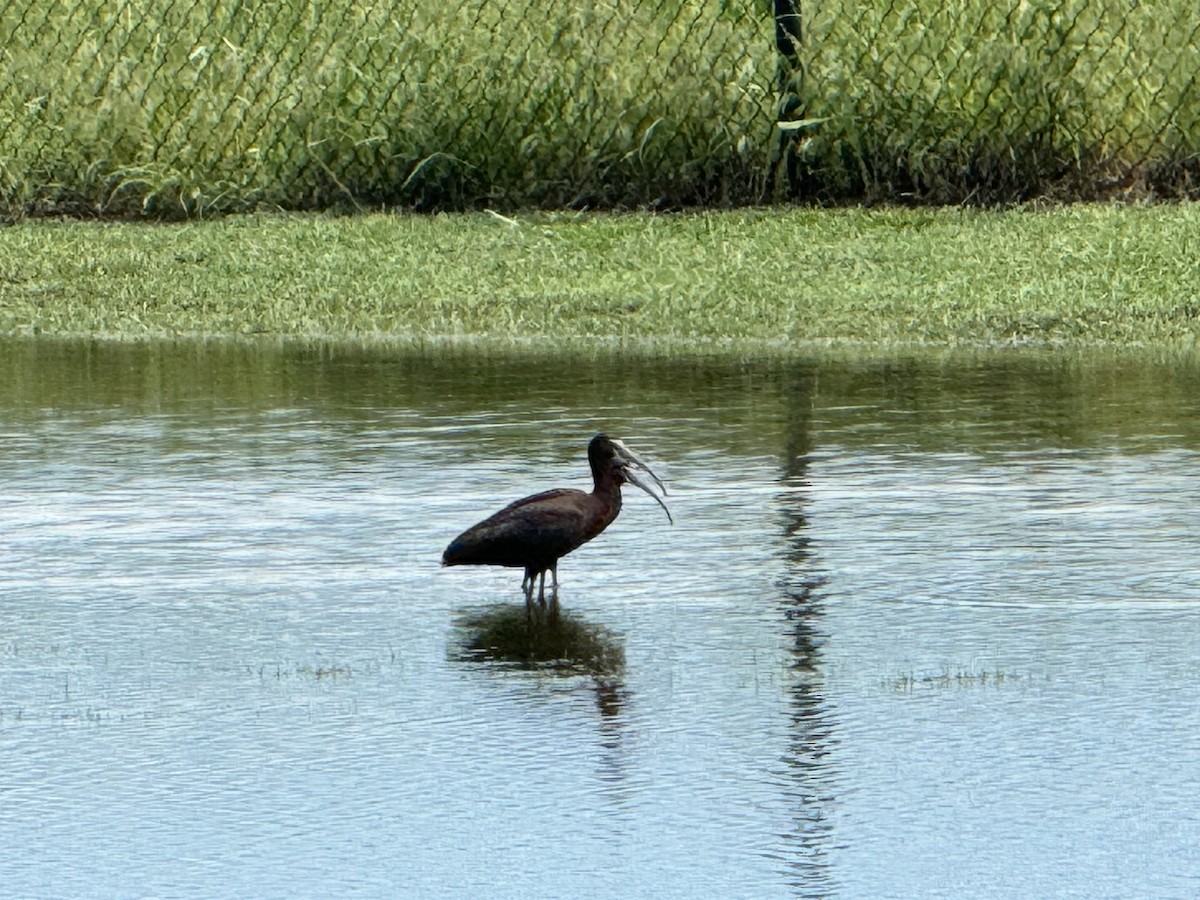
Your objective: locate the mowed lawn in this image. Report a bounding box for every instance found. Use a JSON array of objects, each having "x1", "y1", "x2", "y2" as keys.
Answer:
[{"x1": 2, "y1": 205, "x2": 1199, "y2": 348}]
